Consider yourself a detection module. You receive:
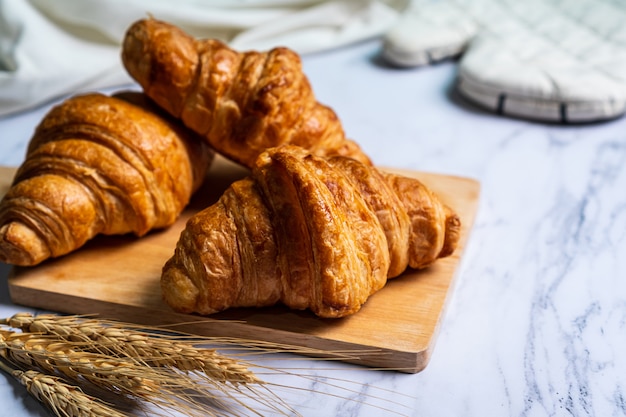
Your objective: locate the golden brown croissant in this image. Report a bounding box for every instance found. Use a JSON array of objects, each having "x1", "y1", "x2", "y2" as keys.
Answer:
[
  {"x1": 121, "y1": 18, "x2": 371, "y2": 168},
  {"x1": 0, "y1": 92, "x2": 213, "y2": 266},
  {"x1": 162, "y1": 145, "x2": 460, "y2": 318}
]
